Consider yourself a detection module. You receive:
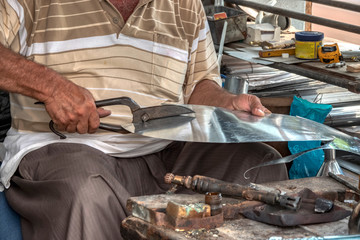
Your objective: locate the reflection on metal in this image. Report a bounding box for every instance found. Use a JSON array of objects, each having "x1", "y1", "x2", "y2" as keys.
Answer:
[
  {"x1": 123, "y1": 104, "x2": 360, "y2": 178},
  {"x1": 214, "y1": 0, "x2": 224, "y2": 6},
  {"x1": 224, "y1": 75, "x2": 249, "y2": 94},
  {"x1": 316, "y1": 149, "x2": 344, "y2": 177},
  {"x1": 222, "y1": 57, "x2": 360, "y2": 136},
  {"x1": 217, "y1": 20, "x2": 227, "y2": 66},
  {"x1": 122, "y1": 105, "x2": 344, "y2": 143},
  {"x1": 325, "y1": 106, "x2": 360, "y2": 128},
  {"x1": 244, "y1": 137, "x2": 360, "y2": 179}
]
